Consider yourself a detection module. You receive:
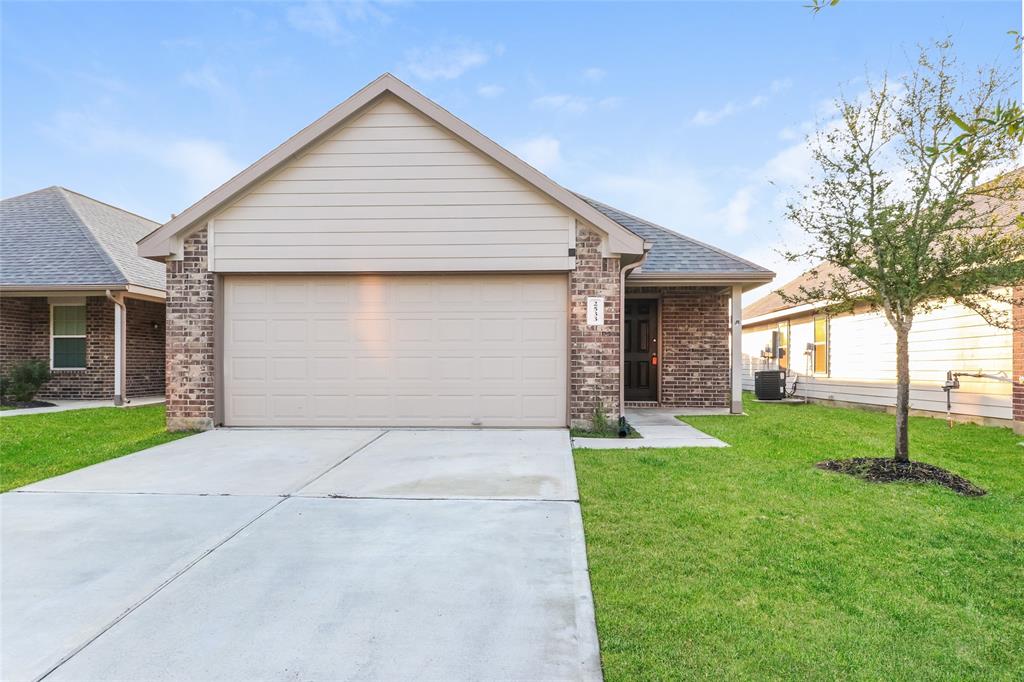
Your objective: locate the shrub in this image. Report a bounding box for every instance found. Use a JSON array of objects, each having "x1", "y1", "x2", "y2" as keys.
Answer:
[
  {"x1": 592, "y1": 404, "x2": 610, "y2": 433},
  {"x1": 2, "y1": 360, "x2": 51, "y2": 403}
]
